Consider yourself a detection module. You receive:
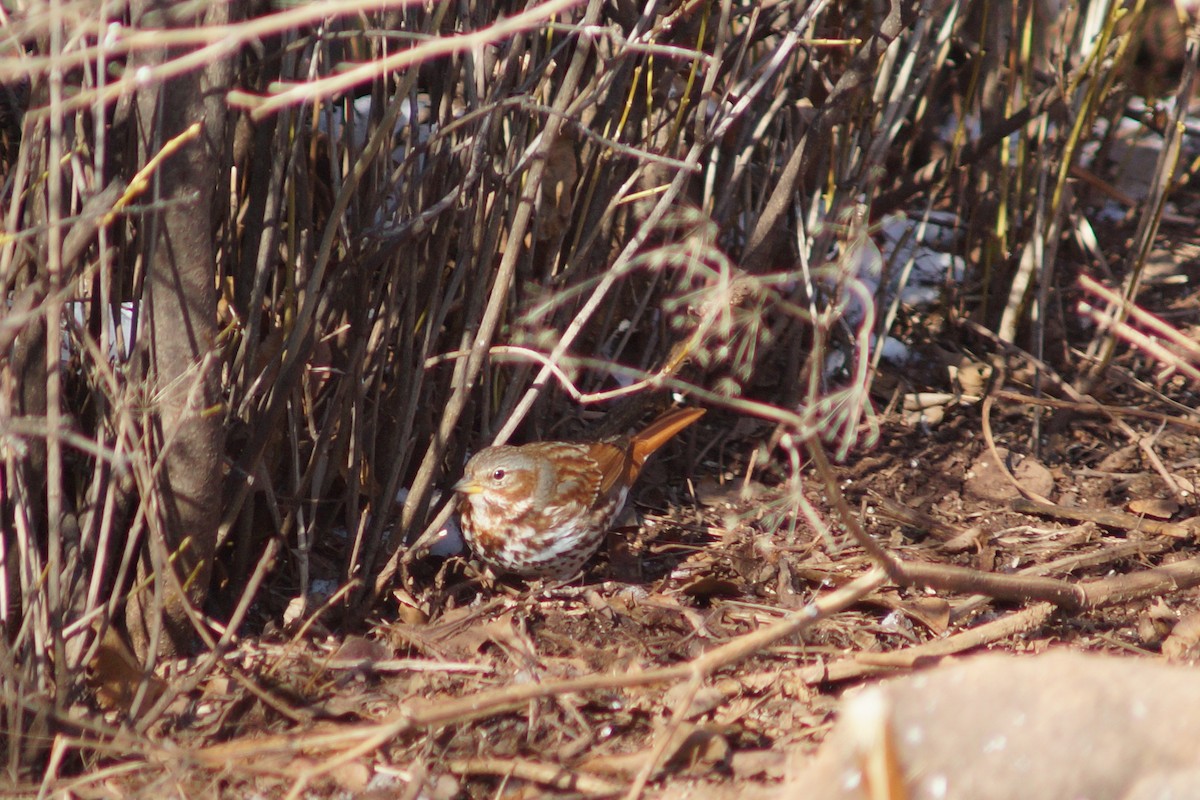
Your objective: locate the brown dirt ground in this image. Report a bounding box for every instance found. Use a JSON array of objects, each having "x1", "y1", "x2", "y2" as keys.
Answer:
[{"x1": 69, "y1": 223, "x2": 1200, "y2": 800}]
